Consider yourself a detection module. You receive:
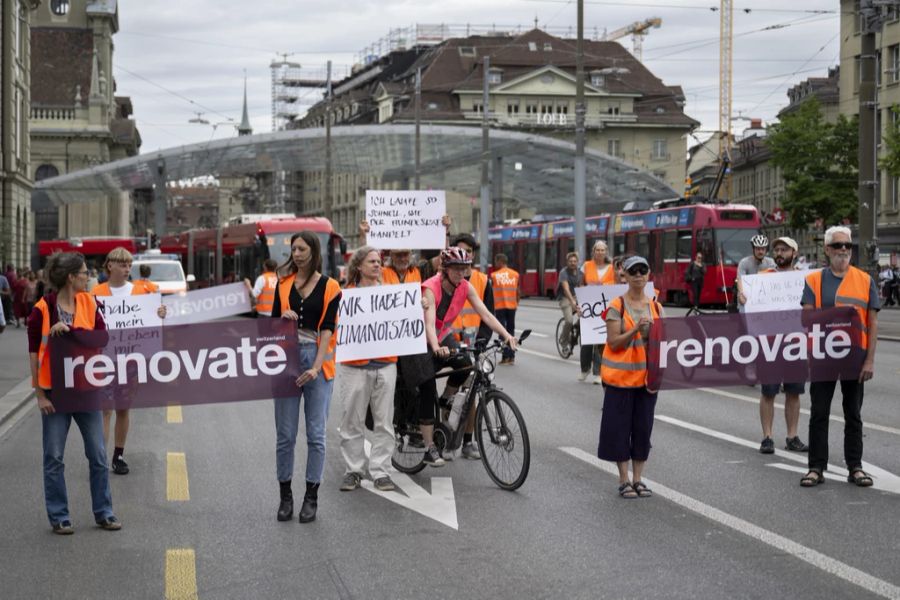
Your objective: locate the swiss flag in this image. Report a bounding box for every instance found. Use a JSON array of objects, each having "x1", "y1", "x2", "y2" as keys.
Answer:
[{"x1": 770, "y1": 207, "x2": 786, "y2": 224}]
